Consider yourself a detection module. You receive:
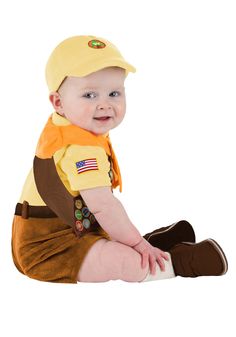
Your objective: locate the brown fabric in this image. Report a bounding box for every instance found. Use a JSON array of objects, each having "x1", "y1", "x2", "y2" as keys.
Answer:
[
  {"x1": 15, "y1": 202, "x2": 58, "y2": 218},
  {"x1": 33, "y1": 155, "x2": 75, "y2": 229},
  {"x1": 33, "y1": 155, "x2": 104, "y2": 238},
  {"x1": 169, "y1": 240, "x2": 228, "y2": 277},
  {"x1": 11, "y1": 214, "x2": 111, "y2": 283},
  {"x1": 143, "y1": 220, "x2": 196, "y2": 251}
]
